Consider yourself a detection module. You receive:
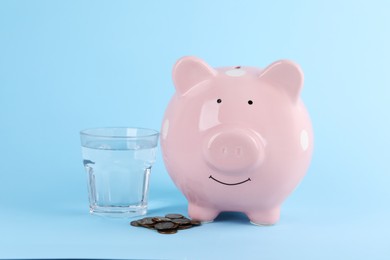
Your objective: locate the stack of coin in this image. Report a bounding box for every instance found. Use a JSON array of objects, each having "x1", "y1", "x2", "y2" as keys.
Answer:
[{"x1": 130, "y1": 213, "x2": 201, "y2": 234}]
